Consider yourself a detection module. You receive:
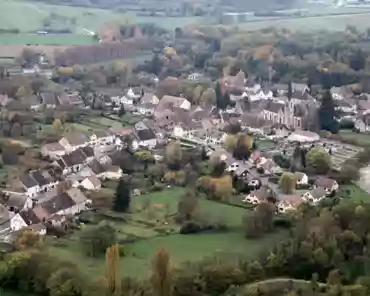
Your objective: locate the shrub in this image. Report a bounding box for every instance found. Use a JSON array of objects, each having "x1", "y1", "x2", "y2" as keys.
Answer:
[{"x1": 180, "y1": 221, "x2": 202, "y2": 234}]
